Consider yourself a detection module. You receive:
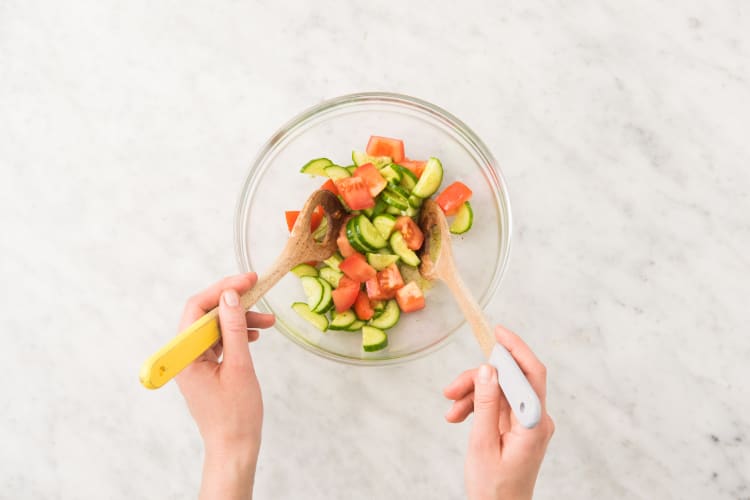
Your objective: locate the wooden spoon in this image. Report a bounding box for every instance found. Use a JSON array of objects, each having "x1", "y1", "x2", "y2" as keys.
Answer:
[
  {"x1": 139, "y1": 189, "x2": 347, "y2": 389},
  {"x1": 419, "y1": 199, "x2": 541, "y2": 428}
]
